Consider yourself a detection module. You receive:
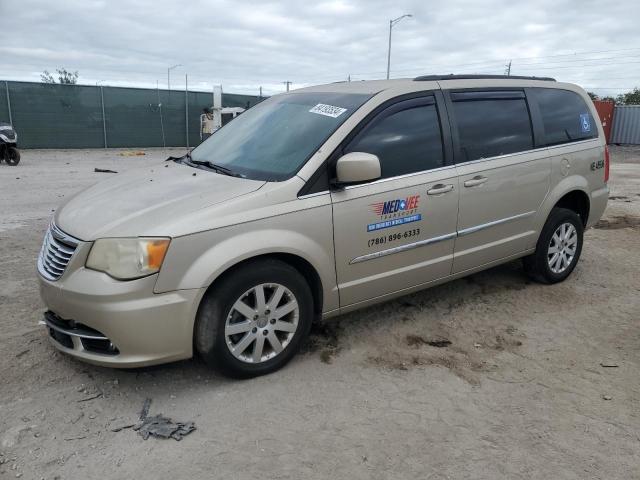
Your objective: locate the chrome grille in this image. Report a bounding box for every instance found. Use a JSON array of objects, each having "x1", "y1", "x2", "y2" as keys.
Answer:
[{"x1": 37, "y1": 223, "x2": 79, "y2": 281}]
